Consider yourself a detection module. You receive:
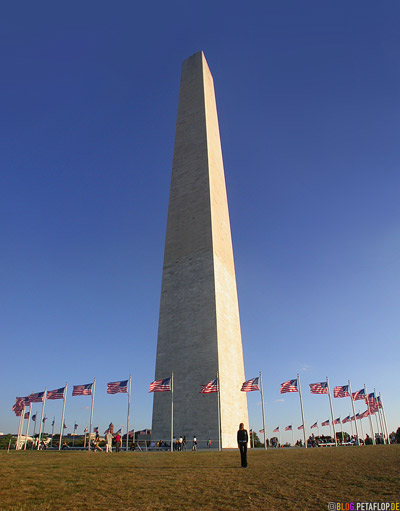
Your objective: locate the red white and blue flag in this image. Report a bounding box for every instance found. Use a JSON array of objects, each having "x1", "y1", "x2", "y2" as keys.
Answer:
[
  {"x1": 285, "y1": 425, "x2": 292, "y2": 431},
  {"x1": 241, "y1": 377, "x2": 259, "y2": 392},
  {"x1": 298, "y1": 425, "x2": 304, "y2": 430},
  {"x1": 334, "y1": 417, "x2": 341, "y2": 425},
  {"x1": 273, "y1": 426, "x2": 279, "y2": 432},
  {"x1": 309, "y1": 382, "x2": 328, "y2": 394},
  {"x1": 359, "y1": 410, "x2": 369, "y2": 419},
  {"x1": 333, "y1": 385, "x2": 350, "y2": 398},
  {"x1": 47, "y1": 387, "x2": 65, "y2": 400},
  {"x1": 368, "y1": 393, "x2": 378, "y2": 413},
  {"x1": 342, "y1": 415, "x2": 351, "y2": 424},
  {"x1": 200, "y1": 378, "x2": 219, "y2": 394},
  {"x1": 149, "y1": 378, "x2": 171, "y2": 392},
  {"x1": 24, "y1": 411, "x2": 30, "y2": 419},
  {"x1": 321, "y1": 419, "x2": 330, "y2": 426},
  {"x1": 352, "y1": 389, "x2": 366, "y2": 401},
  {"x1": 32, "y1": 414, "x2": 37, "y2": 422},
  {"x1": 84, "y1": 427, "x2": 88, "y2": 433},
  {"x1": 280, "y1": 379, "x2": 298, "y2": 394},
  {"x1": 29, "y1": 391, "x2": 45, "y2": 403},
  {"x1": 72, "y1": 384, "x2": 93, "y2": 396},
  {"x1": 310, "y1": 422, "x2": 318, "y2": 429},
  {"x1": 259, "y1": 429, "x2": 264, "y2": 434},
  {"x1": 107, "y1": 380, "x2": 128, "y2": 394},
  {"x1": 377, "y1": 396, "x2": 382, "y2": 409}
]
